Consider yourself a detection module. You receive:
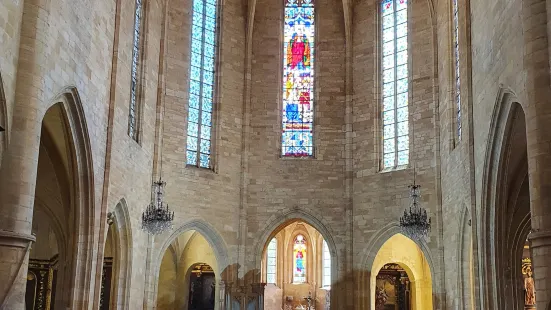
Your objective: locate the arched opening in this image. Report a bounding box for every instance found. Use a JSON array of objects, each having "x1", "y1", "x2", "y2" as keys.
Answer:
[
  {"x1": 482, "y1": 94, "x2": 532, "y2": 309},
  {"x1": 261, "y1": 219, "x2": 333, "y2": 310},
  {"x1": 156, "y1": 230, "x2": 220, "y2": 310},
  {"x1": 100, "y1": 200, "x2": 132, "y2": 309},
  {"x1": 24, "y1": 92, "x2": 95, "y2": 309},
  {"x1": 370, "y1": 234, "x2": 433, "y2": 310}
]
